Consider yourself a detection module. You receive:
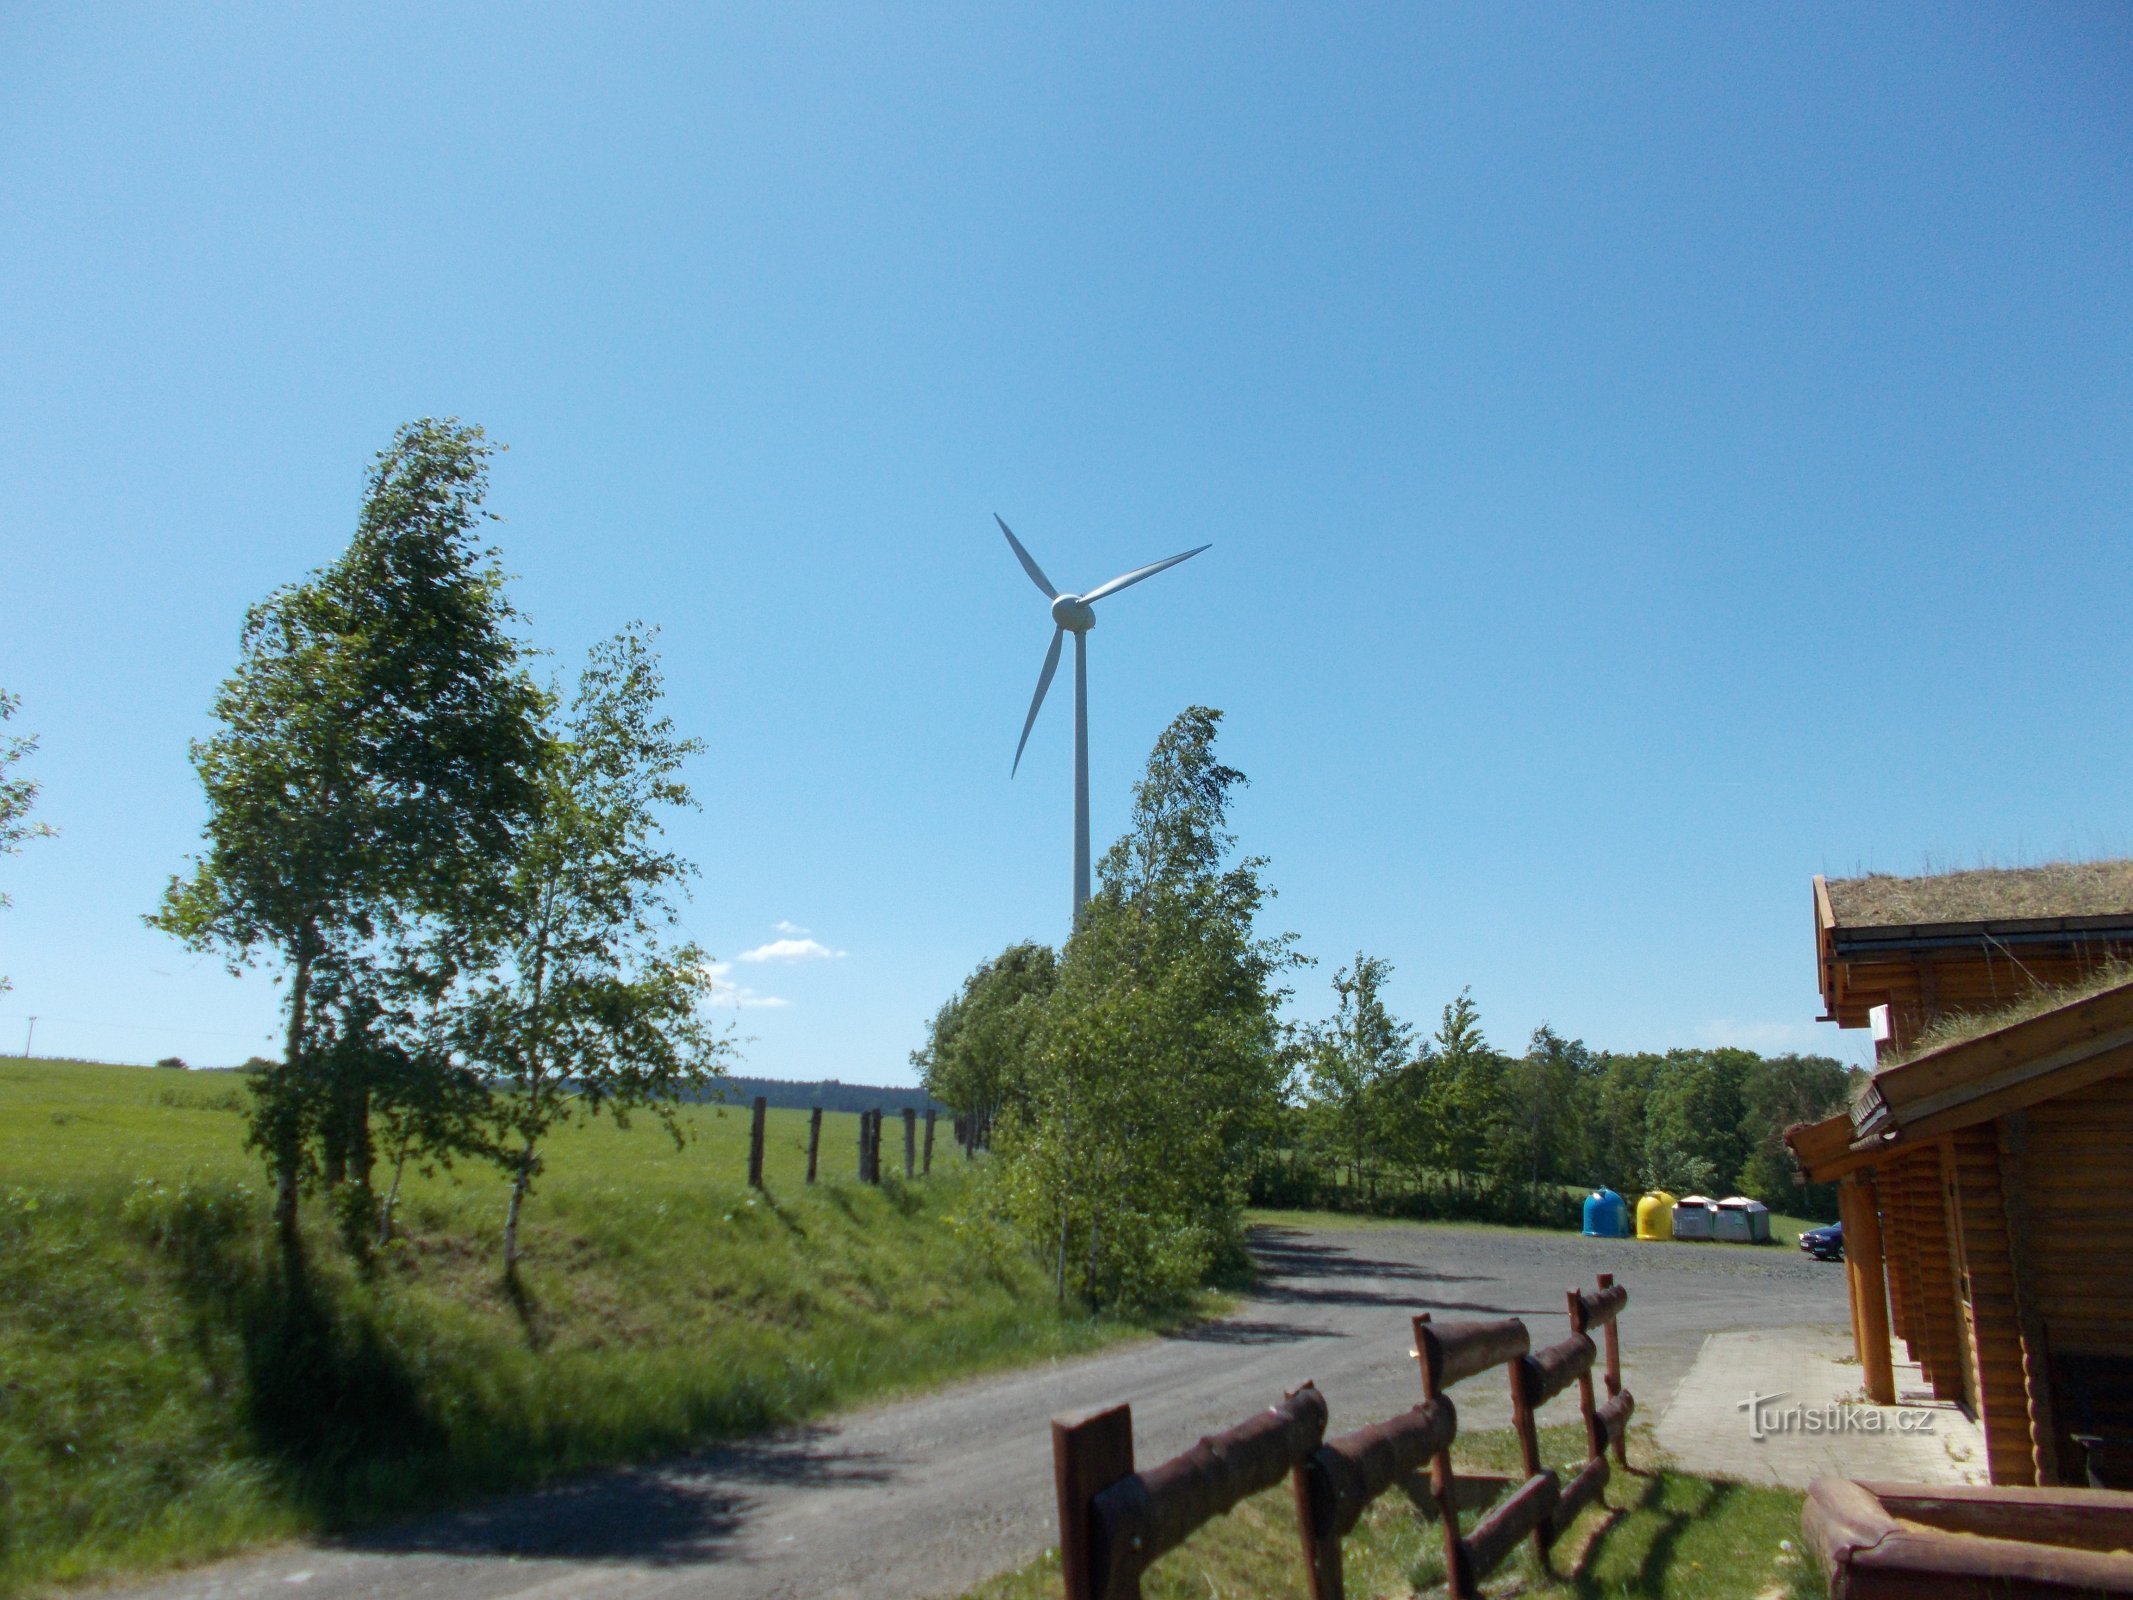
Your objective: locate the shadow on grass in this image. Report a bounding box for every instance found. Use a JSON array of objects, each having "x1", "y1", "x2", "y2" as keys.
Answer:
[
  {"x1": 159, "y1": 1220, "x2": 447, "y2": 1522},
  {"x1": 1562, "y1": 1471, "x2": 1736, "y2": 1598},
  {"x1": 501, "y1": 1264, "x2": 552, "y2": 1351},
  {"x1": 151, "y1": 1205, "x2": 877, "y2": 1547}
]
